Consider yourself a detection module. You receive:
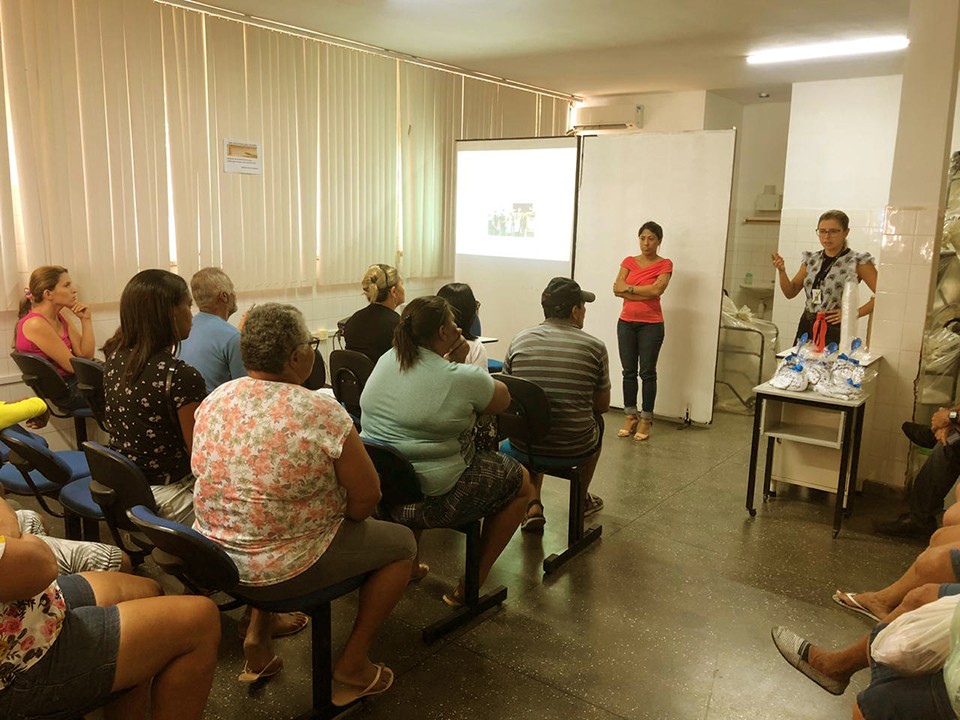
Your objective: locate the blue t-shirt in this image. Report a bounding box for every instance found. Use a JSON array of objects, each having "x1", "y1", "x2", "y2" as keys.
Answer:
[
  {"x1": 178, "y1": 312, "x2": 246, "y2": 393},
  {"x1": 359, "y1": 348, "x2": 494, "y2": 496}
]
